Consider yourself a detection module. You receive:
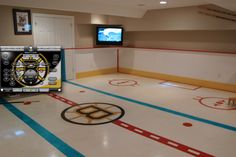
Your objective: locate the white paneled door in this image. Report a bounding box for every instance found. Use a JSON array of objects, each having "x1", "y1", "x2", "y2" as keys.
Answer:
[{"x1": 33, "y1": 14, "x2": 75, "y2": 80}]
